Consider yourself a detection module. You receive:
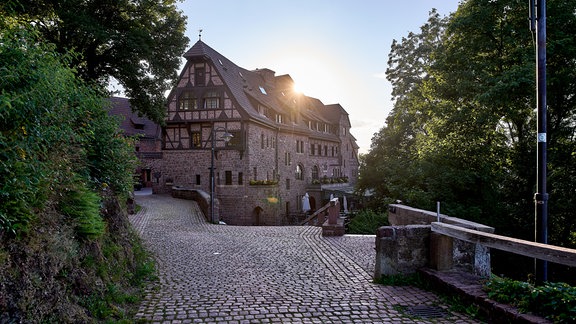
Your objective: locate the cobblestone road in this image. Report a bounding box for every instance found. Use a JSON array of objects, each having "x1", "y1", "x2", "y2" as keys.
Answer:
[{"x1": 131, "y1": 193, "x2": 479, "y2": 323}]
